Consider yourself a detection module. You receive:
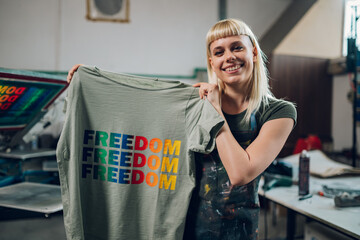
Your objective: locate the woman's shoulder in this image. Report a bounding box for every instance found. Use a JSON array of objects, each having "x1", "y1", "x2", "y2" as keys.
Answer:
[
  {"x1": 257, "y1": 97, "x2": 297, "y2": 125},
  {"x1": 267, "y1": 97, "x2": 296, "y2": 110}
]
